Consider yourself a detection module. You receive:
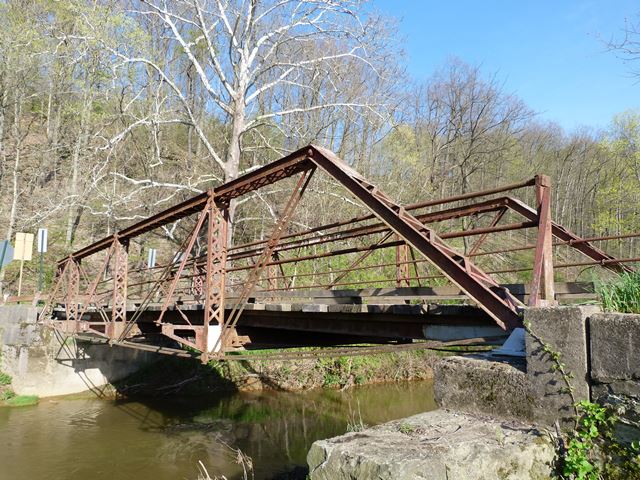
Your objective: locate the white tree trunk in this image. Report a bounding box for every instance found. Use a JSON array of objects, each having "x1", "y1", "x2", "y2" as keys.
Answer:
[
  {"x1": 224, "y1": 95, "x2": 246, "y2": 242},
  {"x1": 0, "y1": 96, "x2": 22, "y2": 295},
  {"x1": 0, "y1": 88, "x2": 6, "y2": 196}
]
